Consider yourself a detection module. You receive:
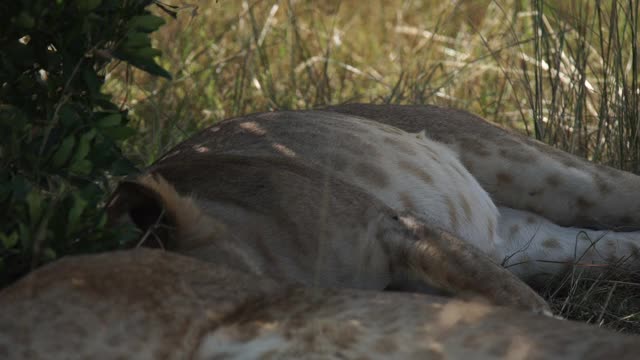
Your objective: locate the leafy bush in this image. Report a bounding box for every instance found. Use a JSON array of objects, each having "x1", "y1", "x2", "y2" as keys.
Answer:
[{"x1": 0, "y1": 0, "x2": 171, "y2": 286}]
